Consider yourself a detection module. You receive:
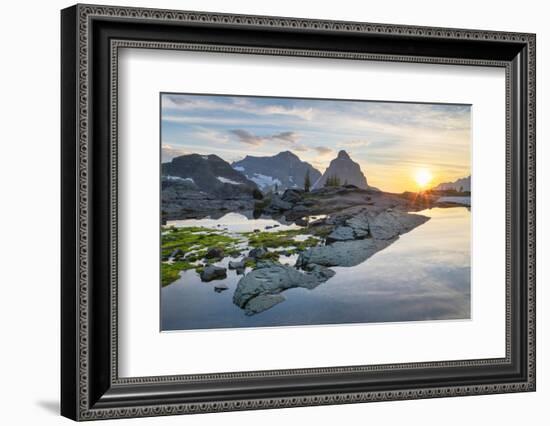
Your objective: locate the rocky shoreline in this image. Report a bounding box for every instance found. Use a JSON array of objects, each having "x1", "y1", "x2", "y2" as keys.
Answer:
[
  {"x1": 161, "y1": 185, "x2": 441, "y2": 316},
  {"x1": 231, "y1": 207, "x2": 429, "y2": 315}
]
